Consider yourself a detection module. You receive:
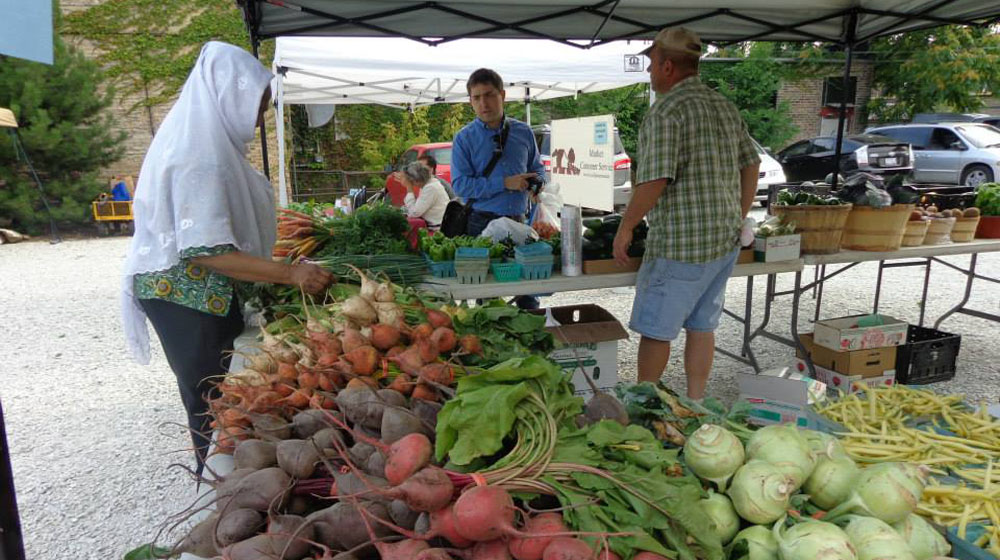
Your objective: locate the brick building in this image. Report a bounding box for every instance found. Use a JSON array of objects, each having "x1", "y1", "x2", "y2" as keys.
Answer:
[
  {"x1": 60, "y1": 0, "x2": 281, "y2": 193},
  {"x1": 777, "y1": 60, "x2": 876, "y2": 147}
]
